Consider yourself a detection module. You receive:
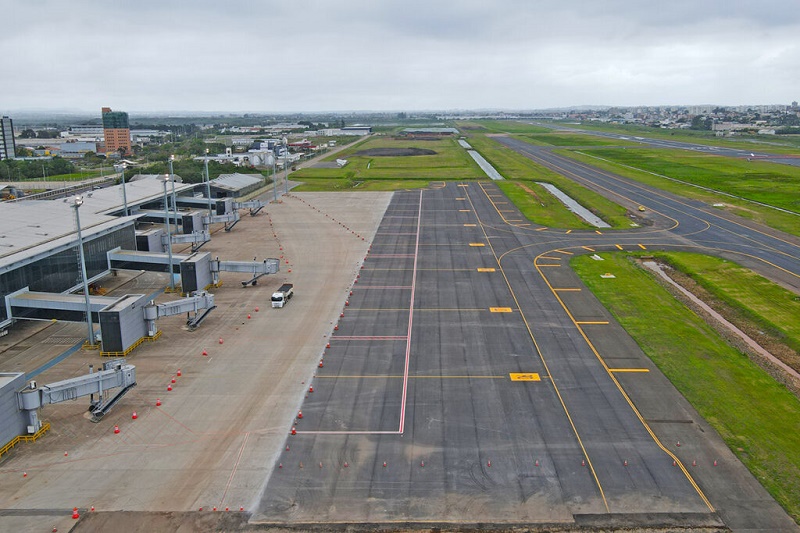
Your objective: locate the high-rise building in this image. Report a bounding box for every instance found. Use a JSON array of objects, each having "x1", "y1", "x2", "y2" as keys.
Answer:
[
  {"x1": 0, "y1": 116, "x2": 16, "y2": 160},
  {"x1": 101, "y1": 107, "x2": 131, "y2": 156}
]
